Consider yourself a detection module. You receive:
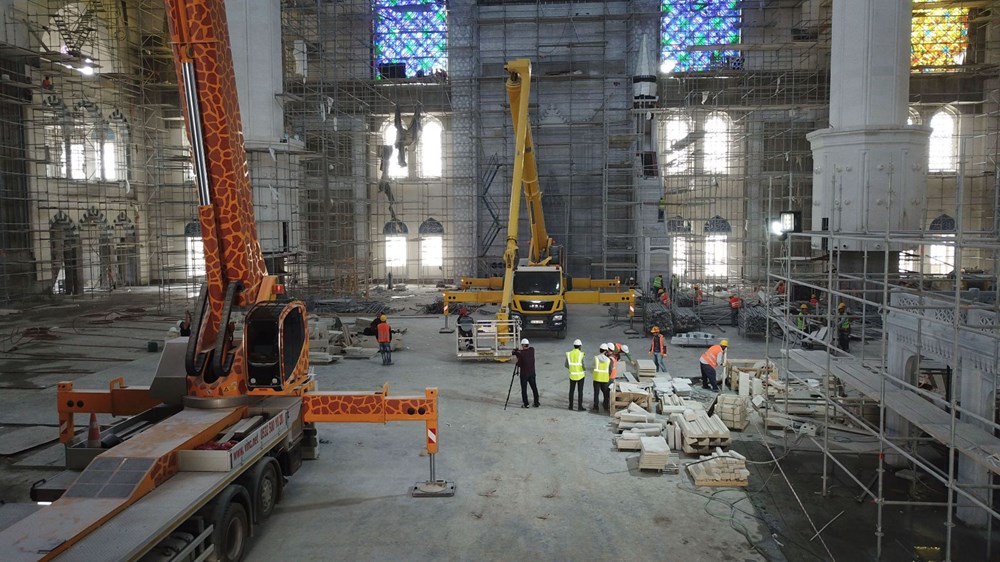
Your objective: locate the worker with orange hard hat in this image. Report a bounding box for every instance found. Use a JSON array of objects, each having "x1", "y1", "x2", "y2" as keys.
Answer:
[{"x1": 649, "y1": 326, "x2": 668, "y2": 373}]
